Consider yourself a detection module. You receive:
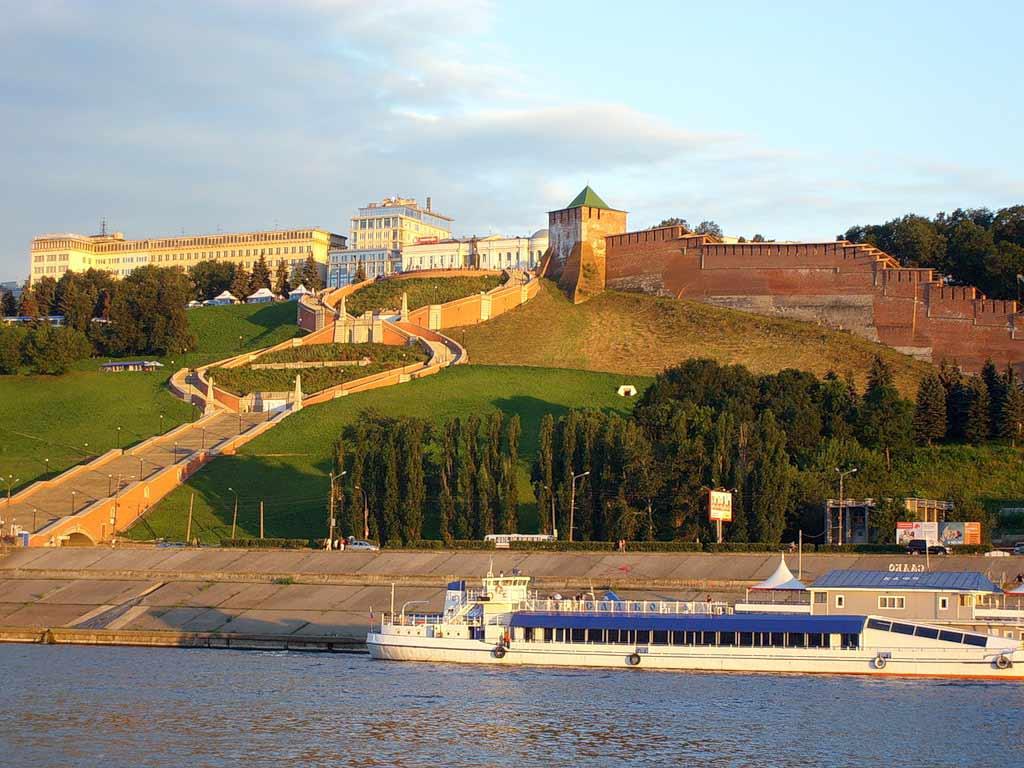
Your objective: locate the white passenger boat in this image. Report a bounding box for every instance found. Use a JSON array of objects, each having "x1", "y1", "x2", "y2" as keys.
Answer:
[{"x1": 367, "y1": 570, "x2": 1021, "y2": 679}]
